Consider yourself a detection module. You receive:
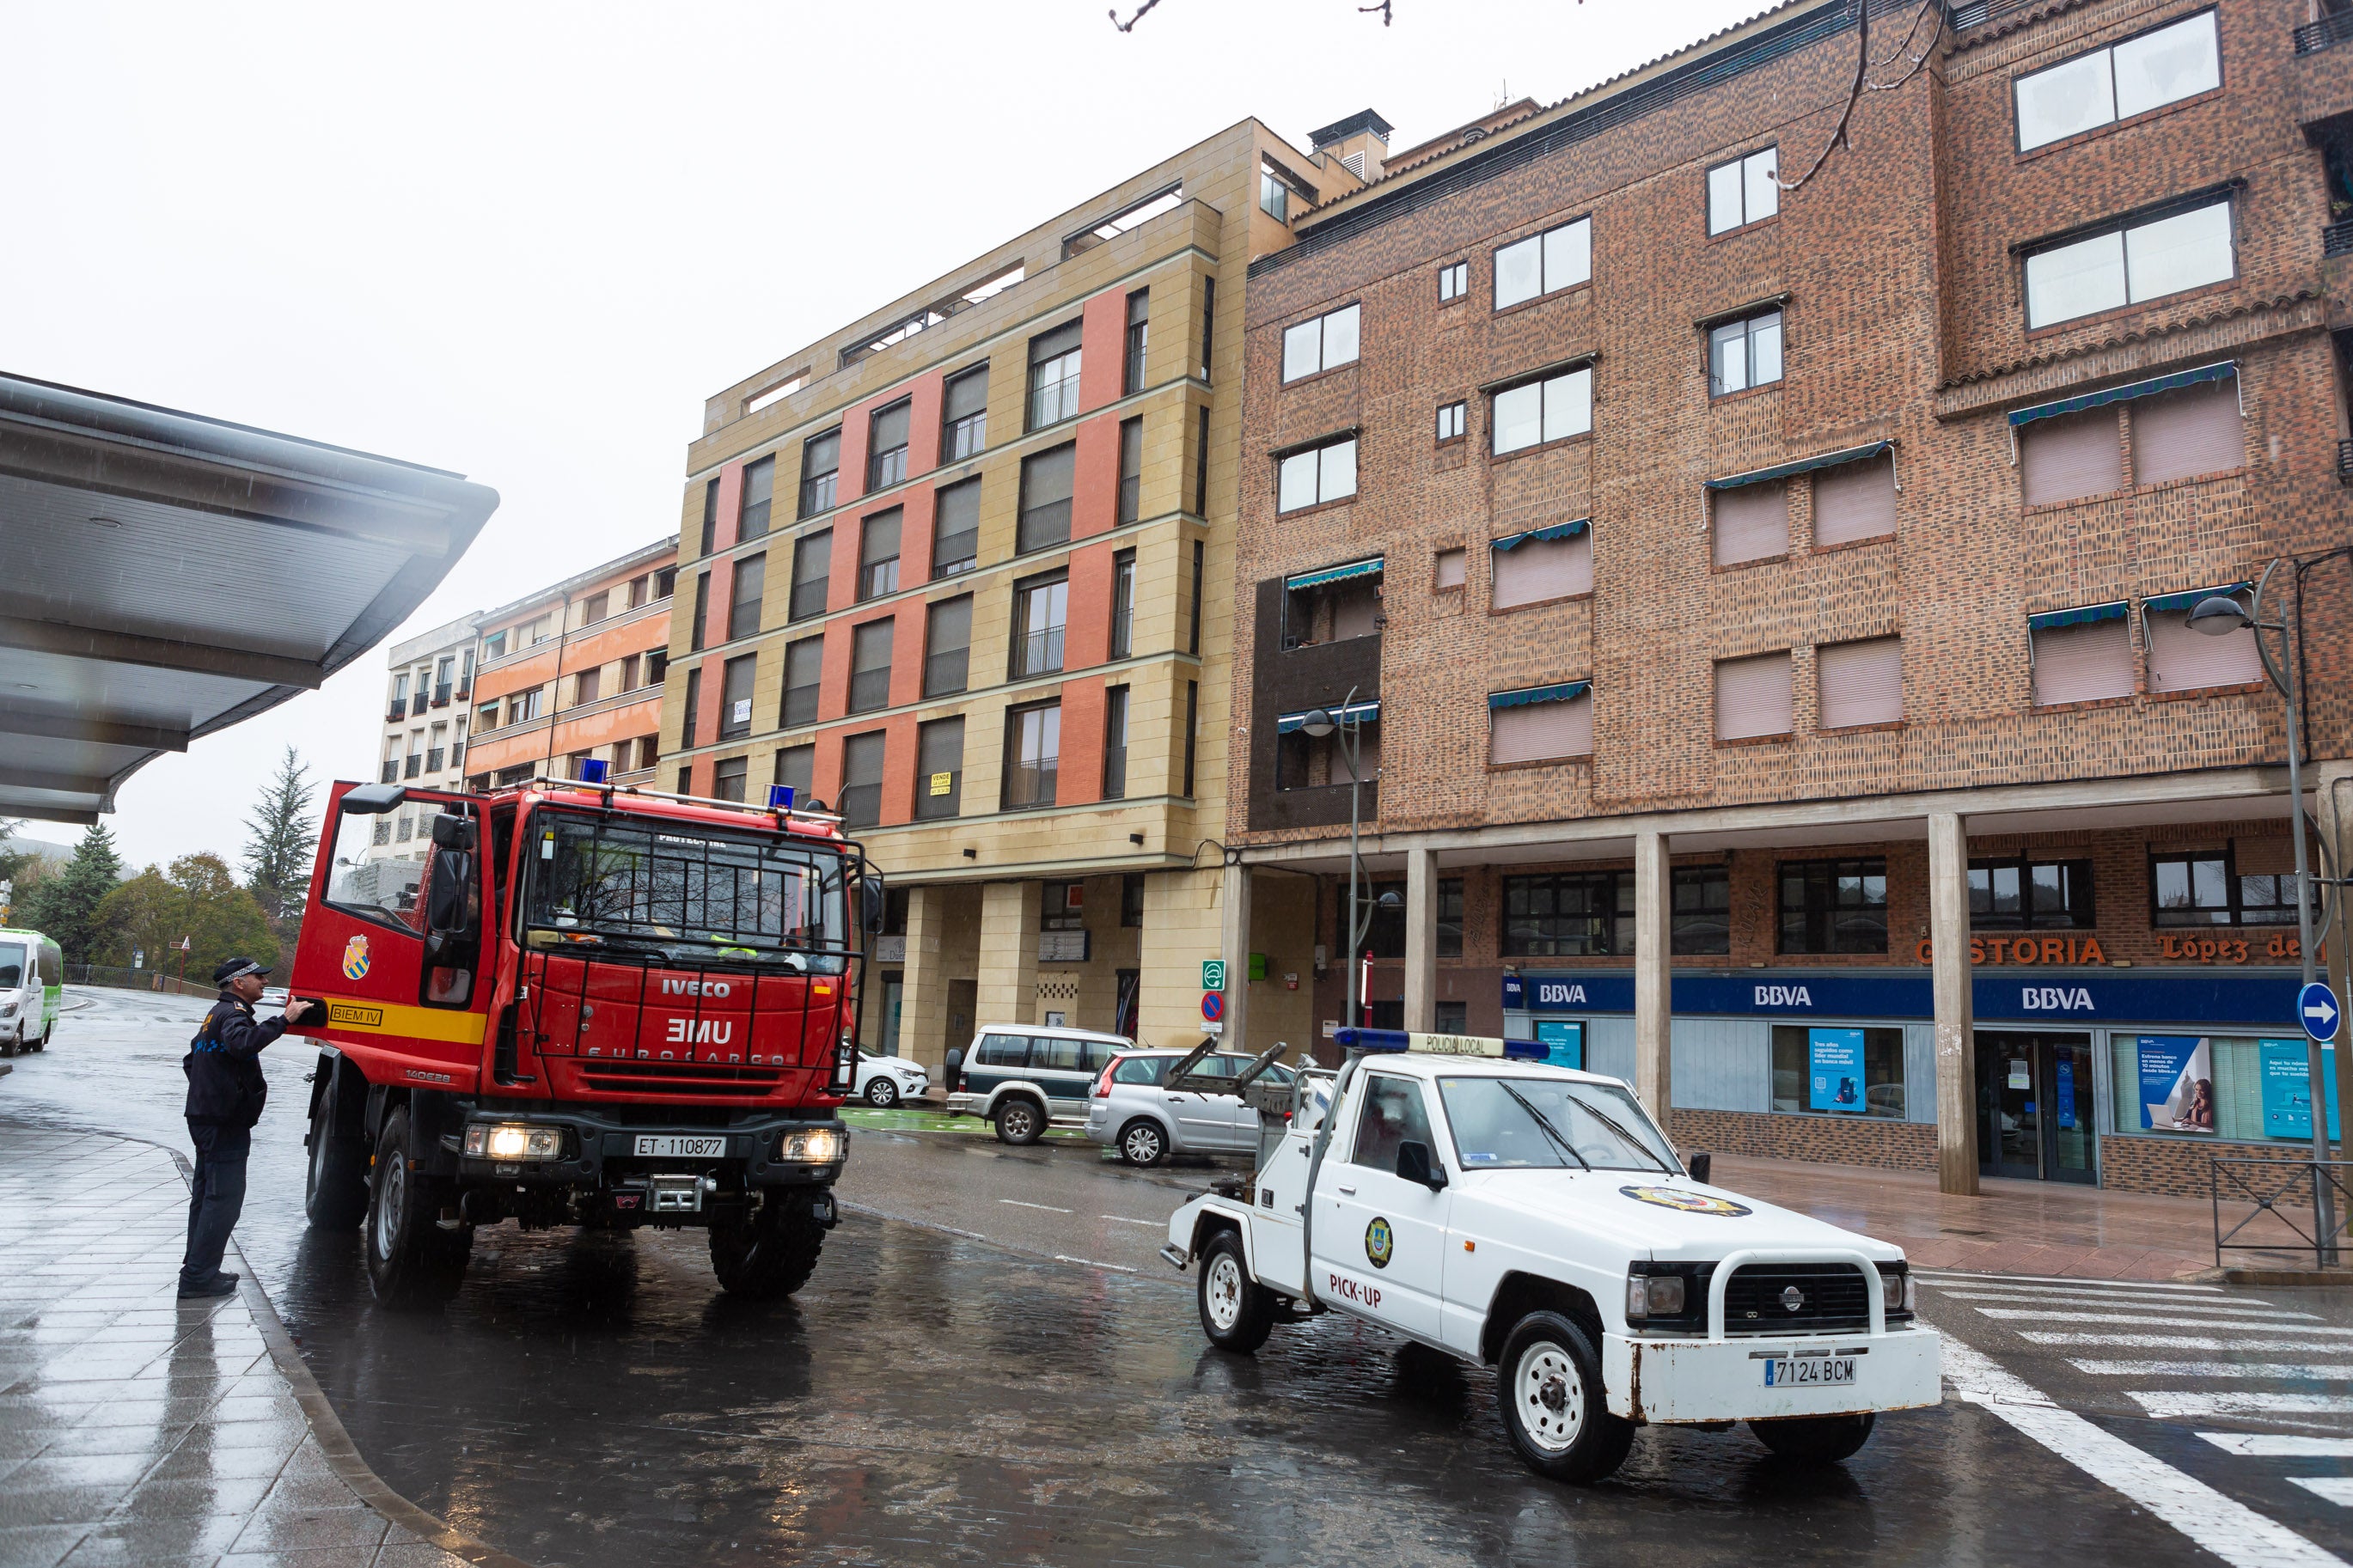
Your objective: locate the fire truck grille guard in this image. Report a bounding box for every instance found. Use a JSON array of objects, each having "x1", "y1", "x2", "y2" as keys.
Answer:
[{"x1": 576, "y1": 1060, "x2": 787, "y2": 1097}]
